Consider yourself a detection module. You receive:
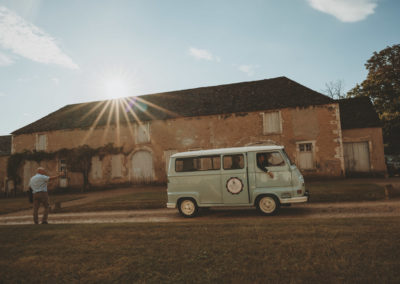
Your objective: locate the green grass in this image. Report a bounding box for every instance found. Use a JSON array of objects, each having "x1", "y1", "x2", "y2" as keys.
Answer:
[
  {"x1": 0, "y1": 195, "x2": 84, "y2": 215},
  {"x1": 55, "y1": 191, "x2": 167, "y2": 213},
  {"x1": 0, "y1": 217, "x2": 399, "y2": 283}
]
